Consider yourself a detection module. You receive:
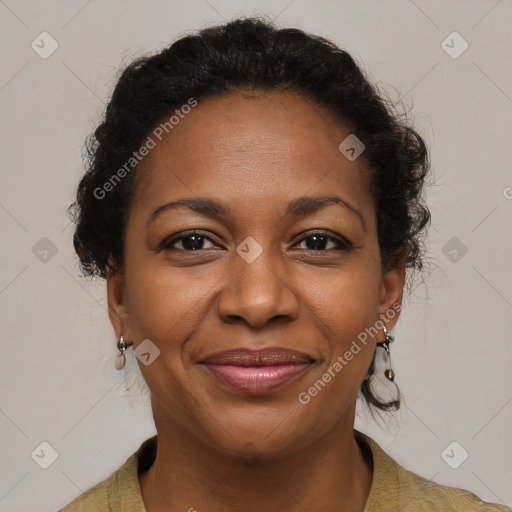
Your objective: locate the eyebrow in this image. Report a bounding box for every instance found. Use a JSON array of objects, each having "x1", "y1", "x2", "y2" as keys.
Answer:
[{"x1": 147, "y1": 195, "x2": 366, "y2": 230}]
